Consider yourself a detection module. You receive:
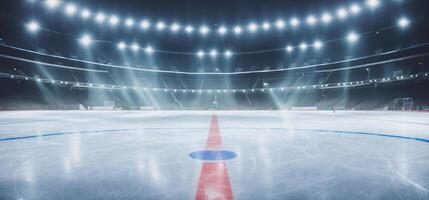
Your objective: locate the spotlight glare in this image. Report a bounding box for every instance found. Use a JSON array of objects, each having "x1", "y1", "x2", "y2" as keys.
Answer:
[
  {"x1": 233, "y1": 26, "x2": 242, "y2": 35},
  {"x1": 197, "y1": 50, "x2": 204, "y2": 58},
  {"x1": 313, "y1": 40, "x2": 323, "y2": 49},
  {"x1": 125, "y1": 18, "x2": 135, "y2": 27},
  {"x1": 44, "y1": 0, "x2": 60, "y2": 9},
  {"x1": 224, "y1": 50, "x2": 233, "y2": 58},
  {"x1": 130, "y1": 43, "x2": 140, "y2": 51},
  {"x1": 65, "y1": 3, "x2": 77, "y2": 16},
  {"x1": 350, "y1": 4, "x2": 361, "y2": 14},
  {"x1": 210, "y1": 49, "x2": 218, "y2": 57},
  {"x1": 185, "y1": 25, "x2": 194, "y2": 33},
  {"x1": 26, "y1": 21, "x2": 40, "y2": 33},
  {"x1": 299, "y1": 42, "x2": 308, "y2": 50},
  {"x1": 367, "y1": 0, "x2": 380, "y2": 8},
  {"x1": 321, "y1": 13, "x2": 332, "y2": 24},
  {"x1": 218, "y1": 26, "x2": 228, "y2": 35},
  {"x1": 171, "y1": 23, "x2": 181, "y2": 32},
  {"x1": 117, "y1": 42, "x2": 126, "y2": 50},
  {"x1": 290, "y1": 18, "x2": 300, "y2": 27},
  {"x1": 337, "y1": 8, "x2": 348, "y2": 19},
  {"x1": 140, "y1": 20, "x2": 151, "y2": 30},
  {"x1": 262, "y1": 22, "x2": 271, "y2": 30},
  {"x1": 109, "y1": 16, "x2": 120, "y2": 26},
  {"x1": 275, "y1": 19, "x2": 285, "y2": 29},
  {"x1": 248, "y1": 23, "x2": 258, "y2": 32},
  {"x1": 398, "y1": 17, "x2": 410, "y2": 28},
  {"x1": 199, "y1": 26, "x2": 210, "y2": 35},
  {"x1": 286, "y1": 45, "x2": 293, "y2": 53},
  {"x1": 145, "y1": 46, "x2": 154, "y2": 54},
  {"x1": 156, "y1": 22, "x2": 166, "y2": 30},
  {"x1": 306, "y1": 15, "x2": 317, "y2": 25},
  {"x1": 79, "y1": 34, "x2": 92, "y2": 47},
  {"x1": 81, "y1": 9, "x2": 91, "y2": 19},
  {"x1": 347, "y1": 32, "x2": 359, "y2": 43},
  {"x1": 95, "y1": 13, "x2": 106, "y2": 23}
]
